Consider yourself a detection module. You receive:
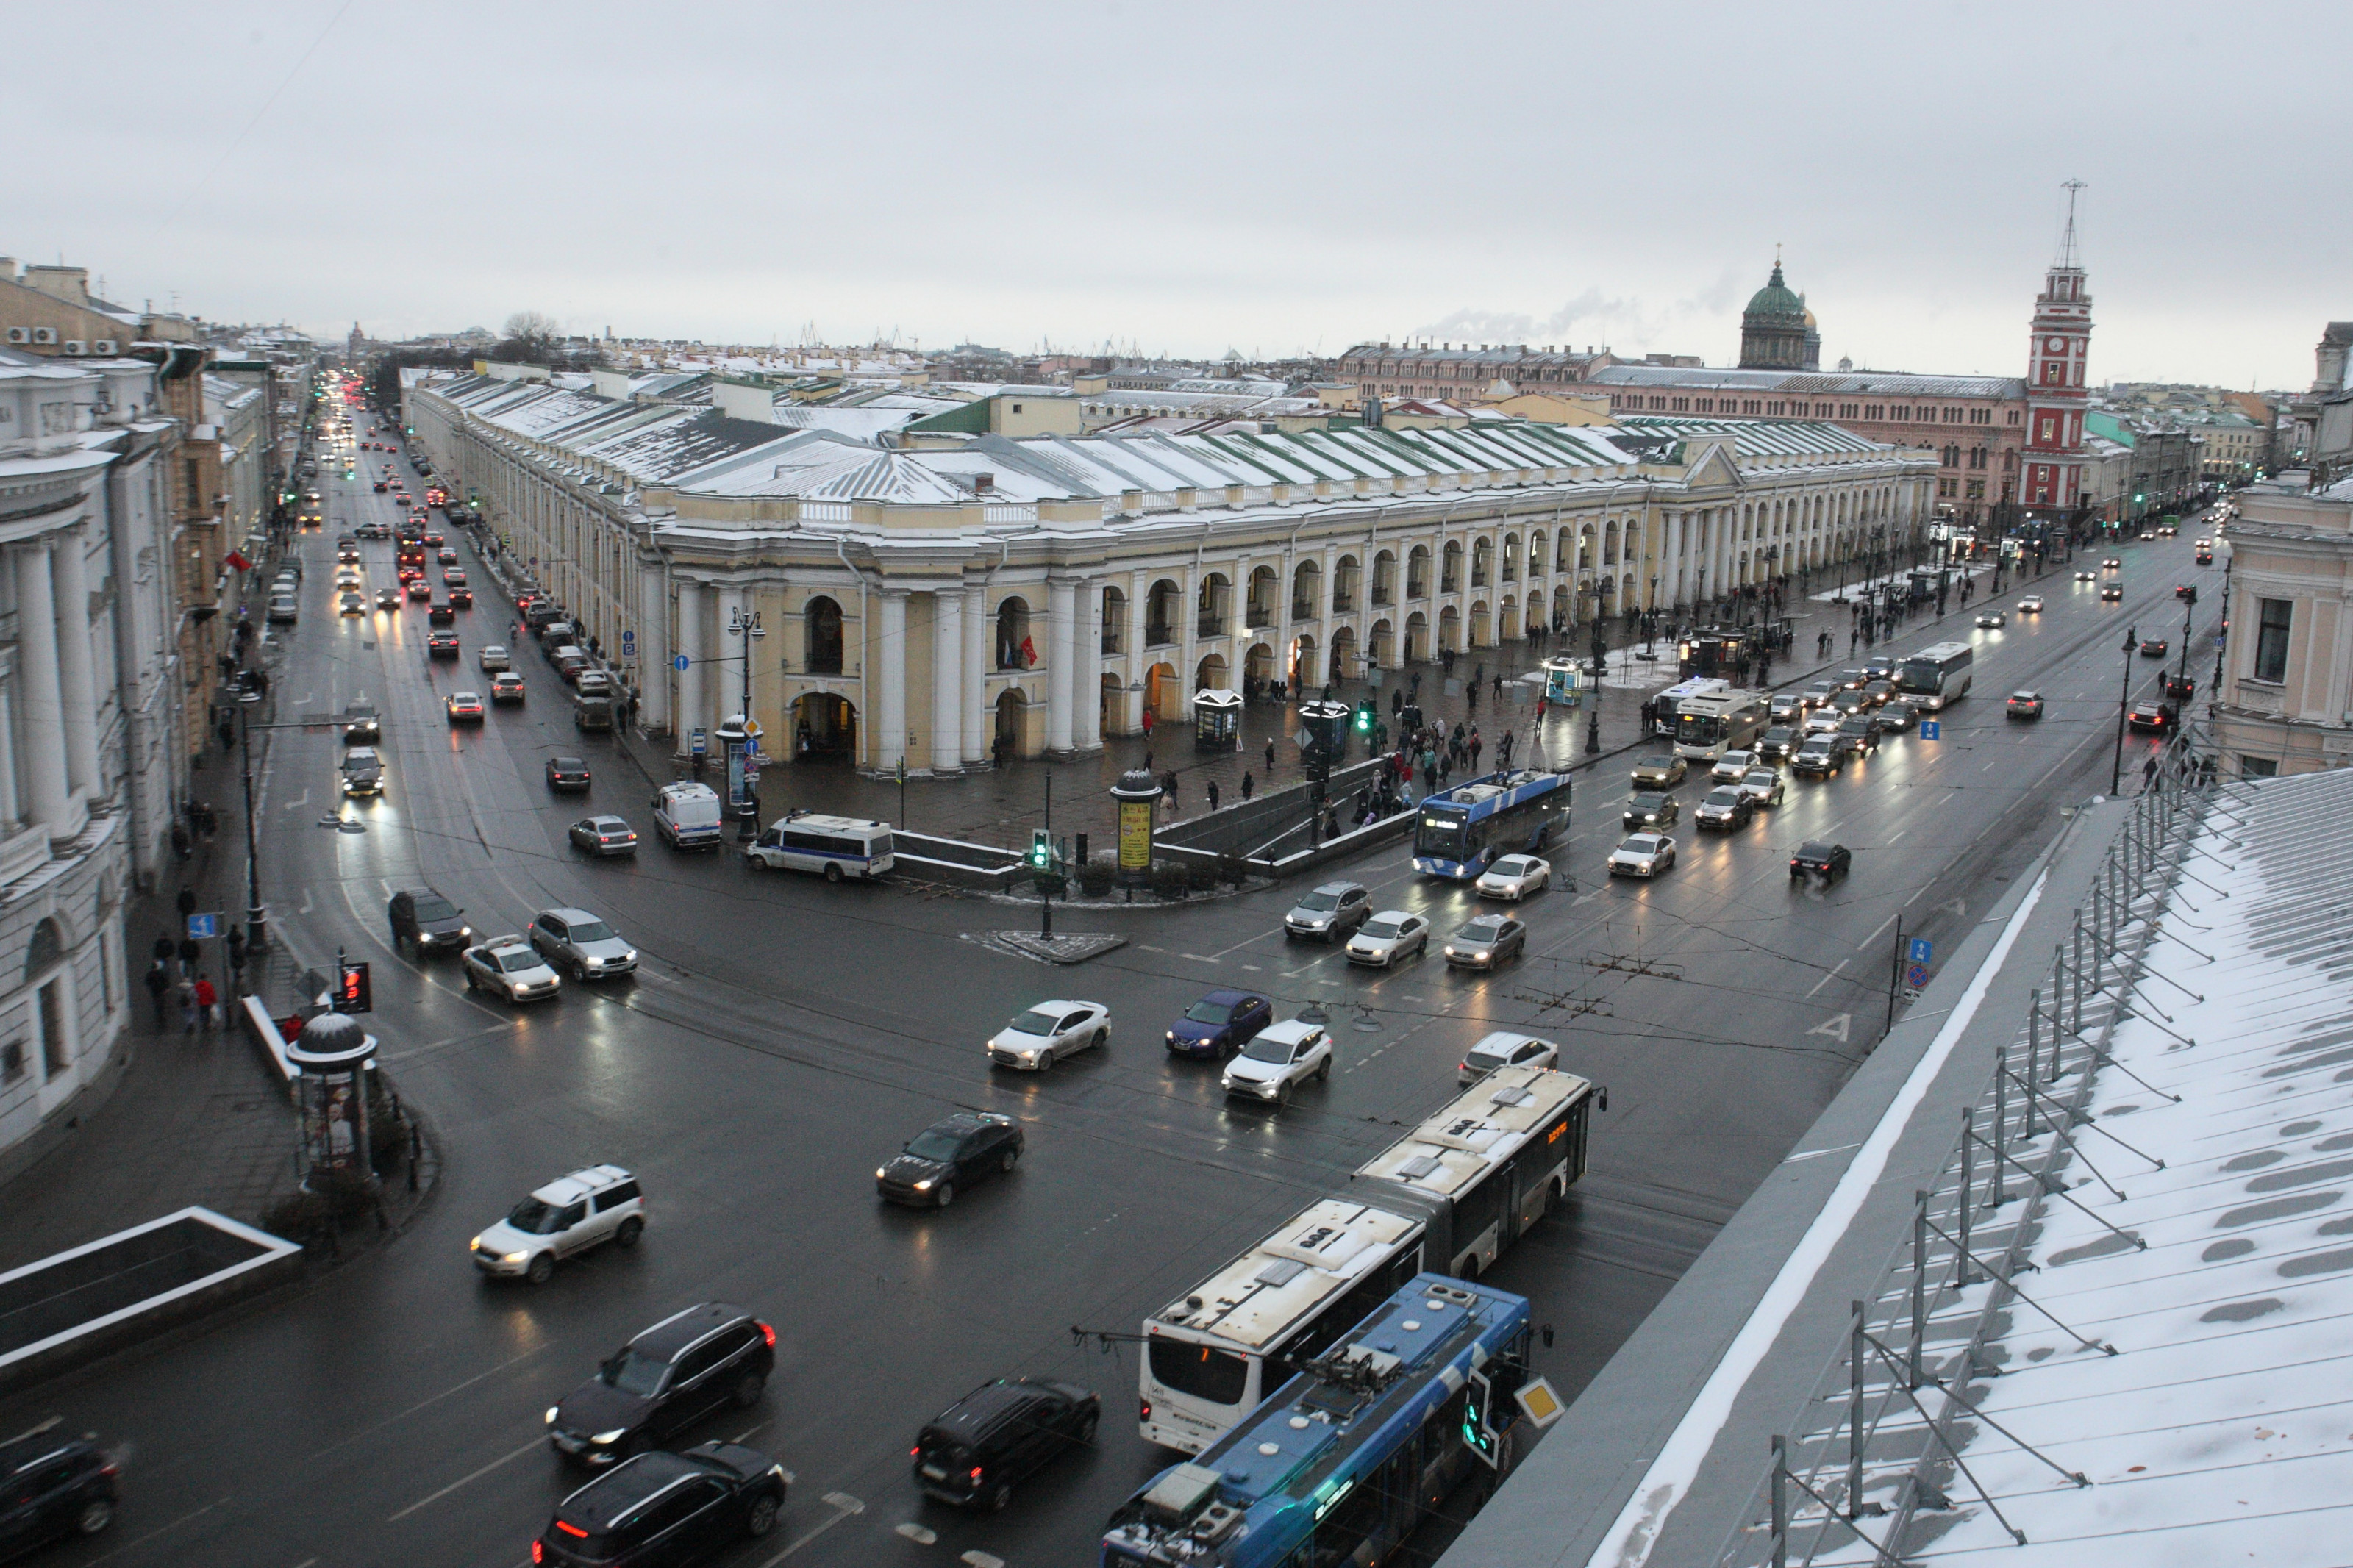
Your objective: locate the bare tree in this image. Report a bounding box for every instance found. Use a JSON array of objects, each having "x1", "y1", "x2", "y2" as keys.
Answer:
[{"x1": 503, "y1": 310, "x2": 561, "y2": 346}]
